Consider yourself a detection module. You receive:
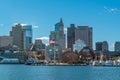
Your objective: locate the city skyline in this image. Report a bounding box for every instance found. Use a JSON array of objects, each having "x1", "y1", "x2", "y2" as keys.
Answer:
[{"x1": 0, "y1": 0, "x2": 120, "y2": 51}]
